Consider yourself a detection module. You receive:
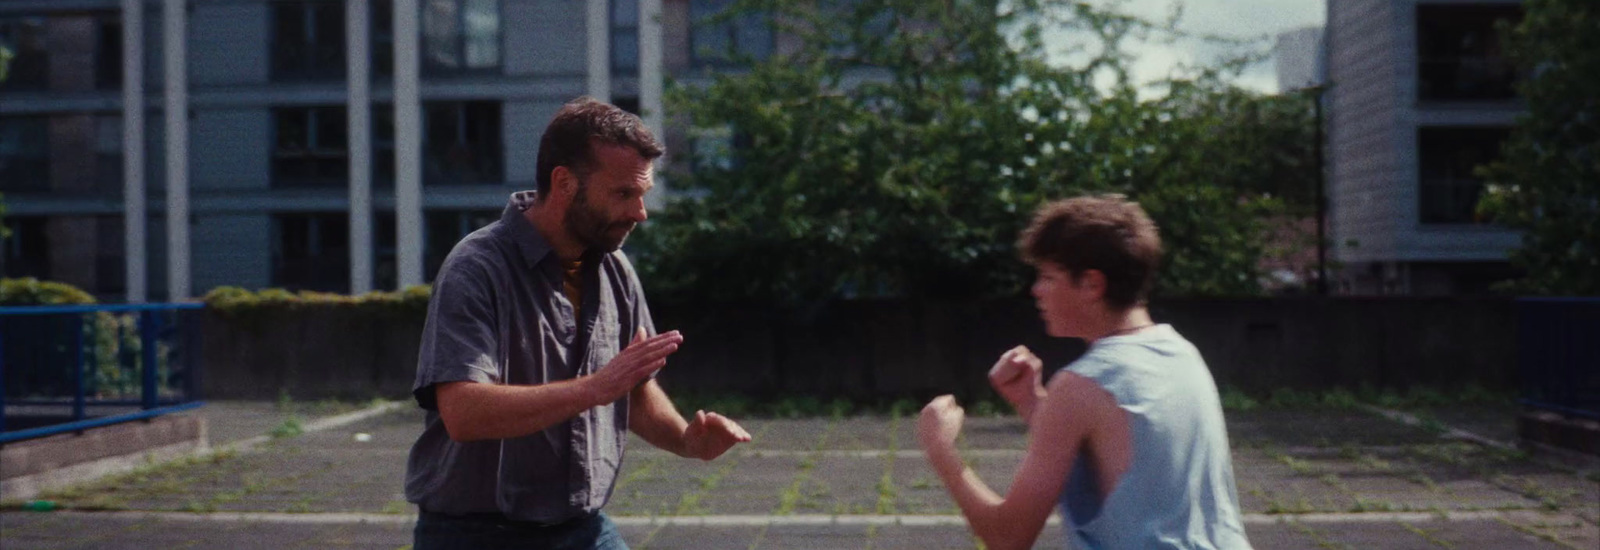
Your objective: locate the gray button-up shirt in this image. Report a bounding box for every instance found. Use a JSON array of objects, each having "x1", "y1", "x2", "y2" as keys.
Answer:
[{"x1": 405, "y1": 191, "x2": 655, "y2": 523}]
